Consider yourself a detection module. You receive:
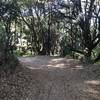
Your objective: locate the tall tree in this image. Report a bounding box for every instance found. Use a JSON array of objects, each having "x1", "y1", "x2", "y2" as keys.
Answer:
[
  {"x1": 55, "y1": 0, "x2": 100, "y2": 62},
  {"x1": 0, "y1": 0, "x2": 19, "y2": 70}
]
